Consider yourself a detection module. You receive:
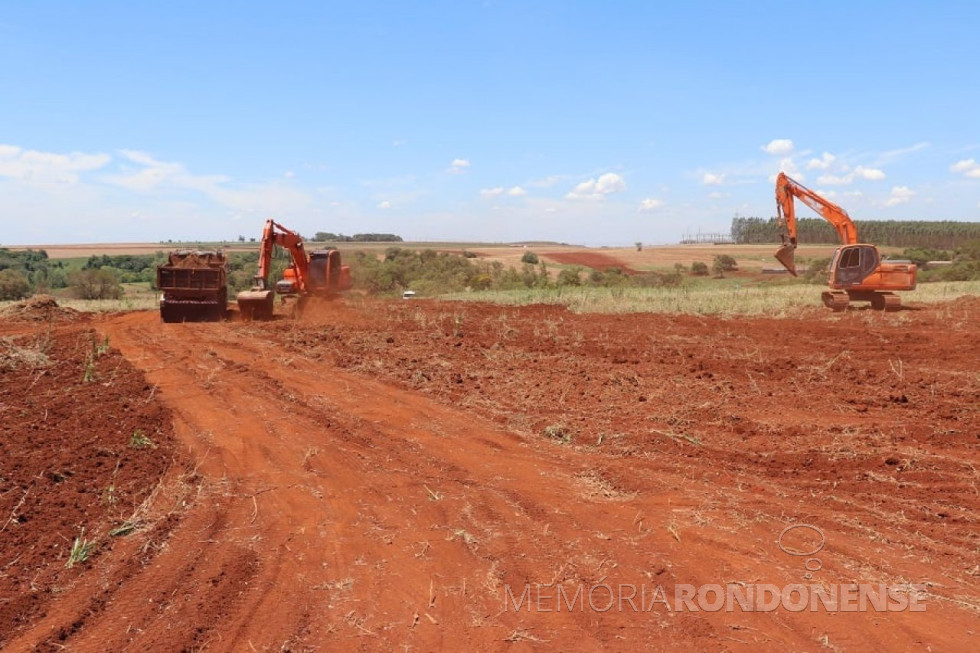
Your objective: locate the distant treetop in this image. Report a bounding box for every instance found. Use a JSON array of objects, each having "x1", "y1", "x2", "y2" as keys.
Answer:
[{"x1": 313, "y1": 232, "x2": 403, "y2": 242}]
